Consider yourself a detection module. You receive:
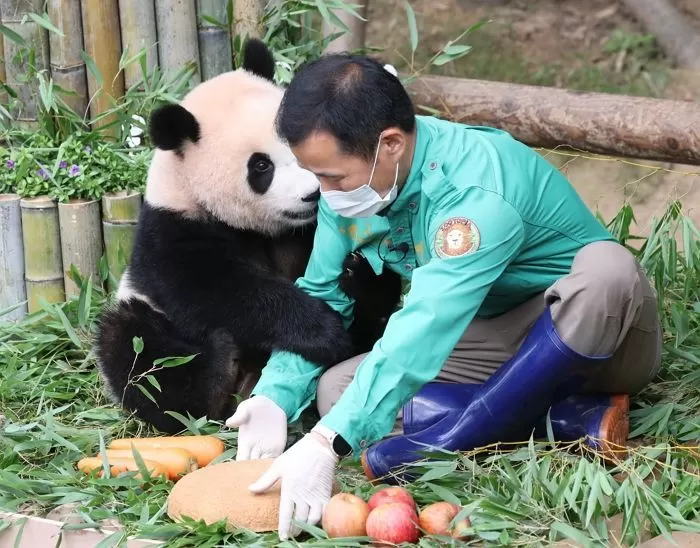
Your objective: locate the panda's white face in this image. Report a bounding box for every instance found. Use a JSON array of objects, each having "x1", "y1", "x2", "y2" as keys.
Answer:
[{"x1": 145, "y1": 70, "x2": 322, "y2": 236}]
